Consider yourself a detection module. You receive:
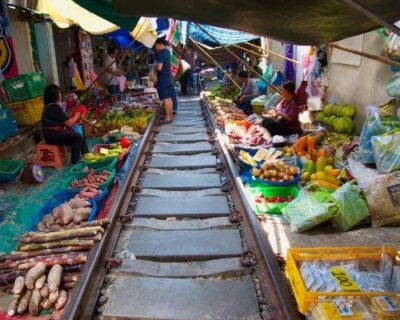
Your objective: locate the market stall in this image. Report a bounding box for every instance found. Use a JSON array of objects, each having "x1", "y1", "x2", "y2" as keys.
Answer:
[{"x1": 202, "y1": 76, "x2": 400, "y2": 317}]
